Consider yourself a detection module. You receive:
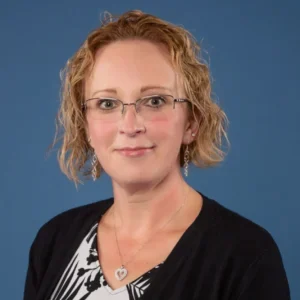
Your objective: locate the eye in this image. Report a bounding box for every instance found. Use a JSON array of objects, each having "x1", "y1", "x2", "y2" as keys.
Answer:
[
  {"x1": 144, "y1": 96, "x2": 166, "y2": 107},
  {"x1": 96, "y1": 98, "x2": 119, "y2": 110}
]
